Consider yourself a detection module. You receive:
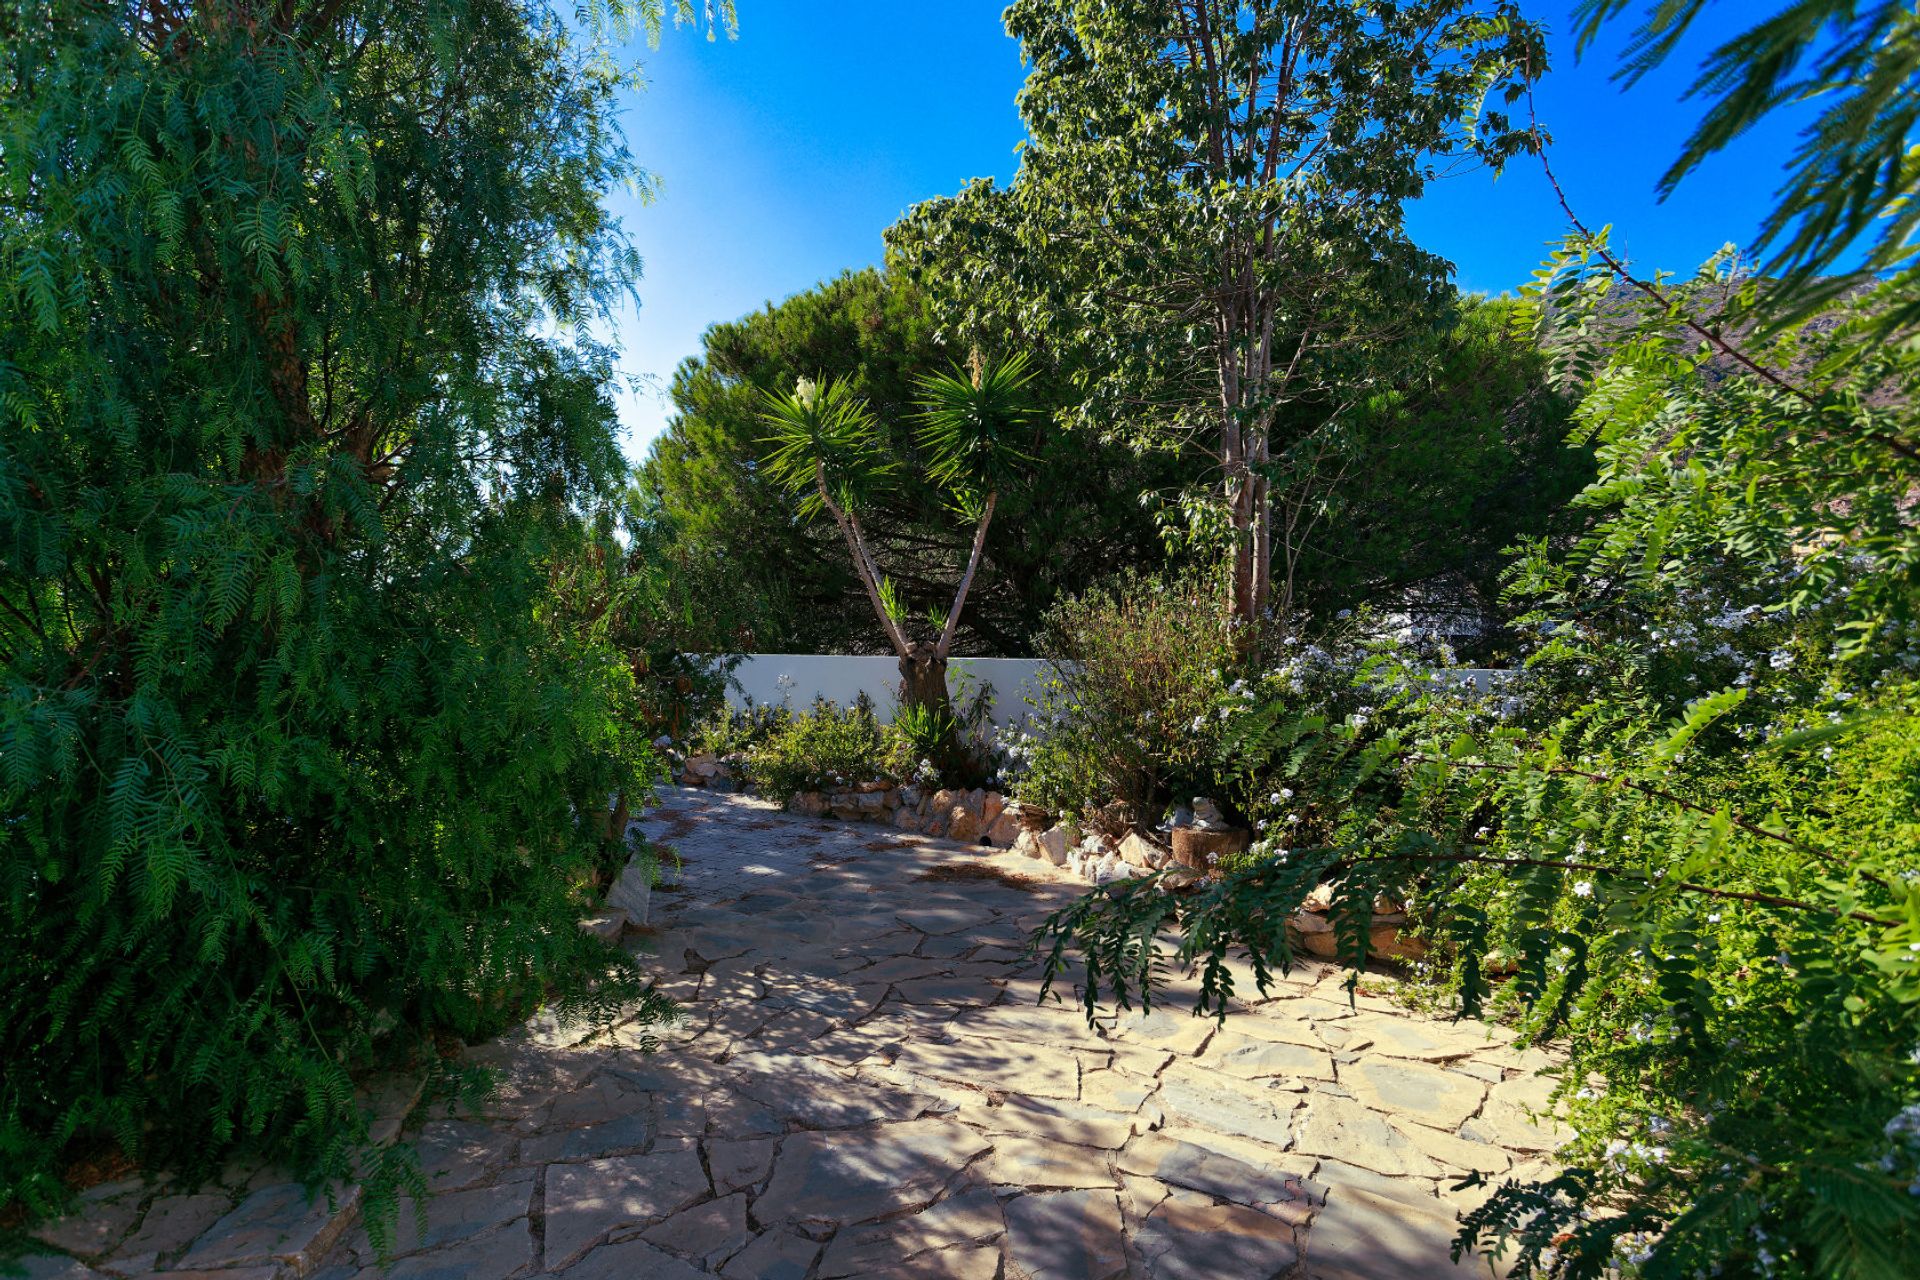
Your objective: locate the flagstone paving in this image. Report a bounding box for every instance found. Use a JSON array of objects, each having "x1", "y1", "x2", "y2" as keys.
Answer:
[{"x1": 20, "y1": 787, "x2": 1563, "y2": 1279}]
